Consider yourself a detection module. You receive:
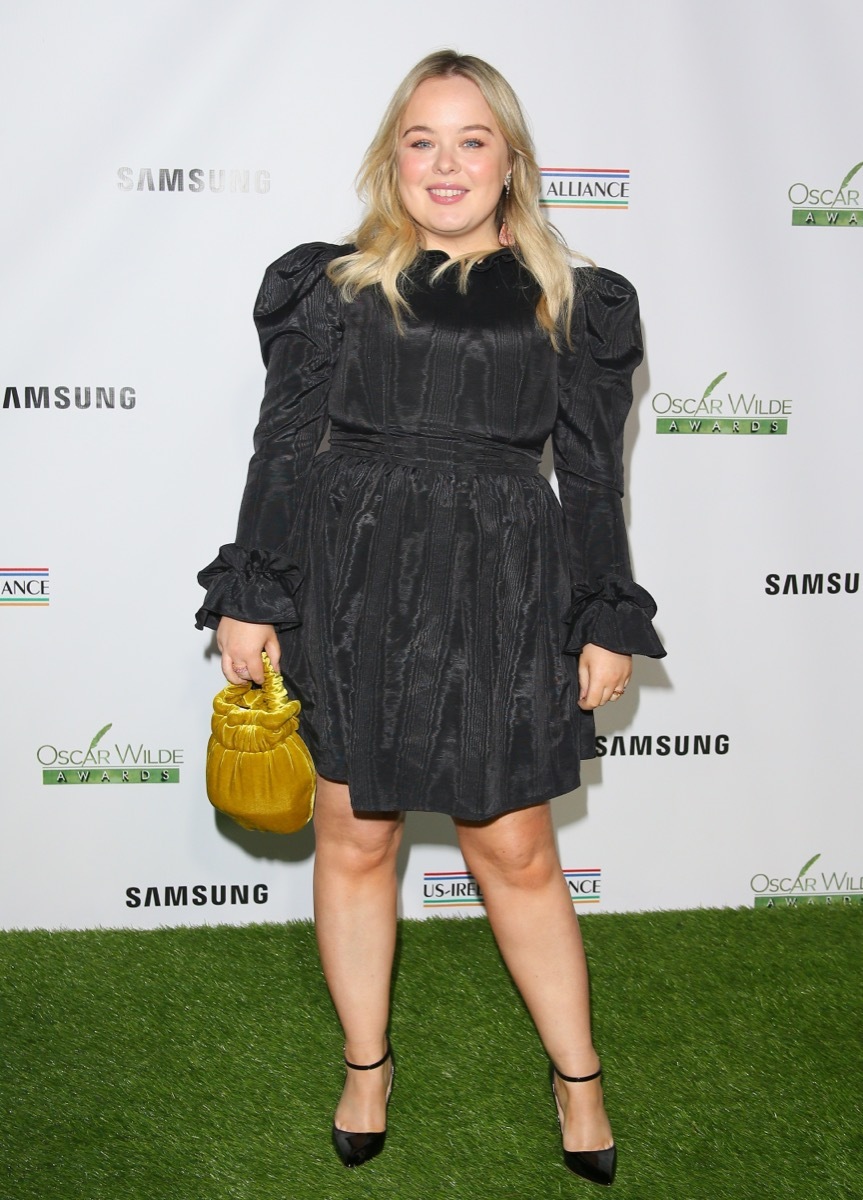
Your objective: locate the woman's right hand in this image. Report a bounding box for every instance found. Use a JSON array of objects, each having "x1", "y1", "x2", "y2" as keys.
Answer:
[{"x1": 216, "y1": 616, "x2": 281, "y2": 685}]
